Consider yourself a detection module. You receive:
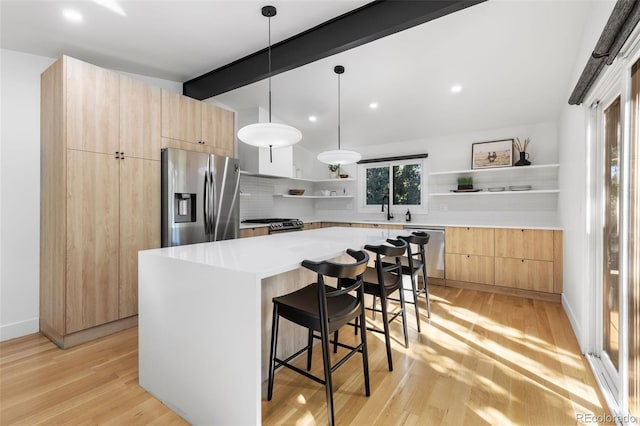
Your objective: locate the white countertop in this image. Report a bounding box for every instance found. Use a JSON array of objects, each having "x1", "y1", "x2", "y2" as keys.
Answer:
[
  {"x1": 143, "y1": 227, "x2": 405, "y2": 279},
  {"x1": 241, "y1": 218, "x2": 562, "y2": 230}
]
